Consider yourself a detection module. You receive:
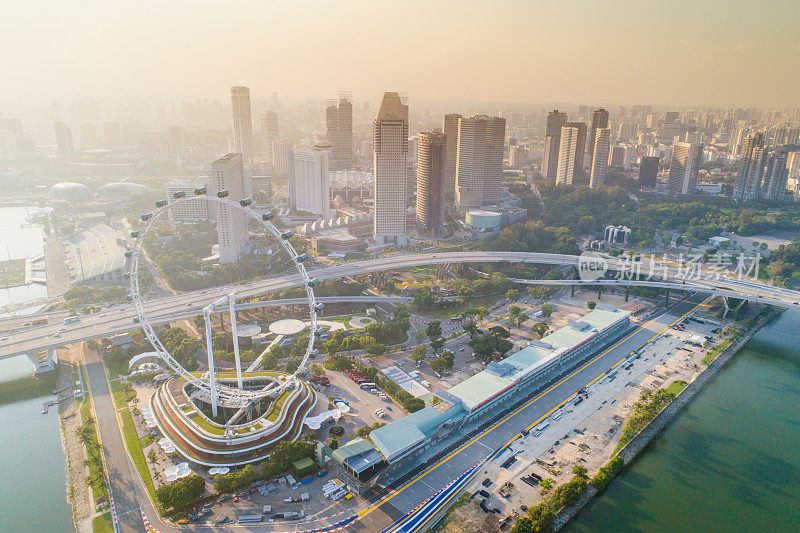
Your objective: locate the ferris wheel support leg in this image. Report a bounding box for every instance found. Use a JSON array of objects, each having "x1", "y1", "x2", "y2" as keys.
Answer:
[
  {"x1": 228, "y1": 294, "x2": 243, "y2": 390},
  {"x1": 203, "y1": 308, "x2": 219, "y2": 418}
]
